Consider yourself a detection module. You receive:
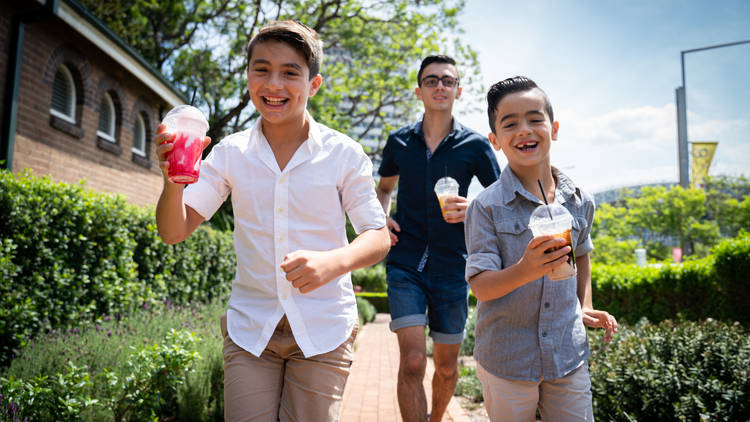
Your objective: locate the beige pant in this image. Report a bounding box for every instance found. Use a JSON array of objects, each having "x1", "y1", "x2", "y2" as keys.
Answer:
[
  {"x1": 221, "y1": 313, "x2": 357, "y2": 422},
  {"x1": 476, "y1": 362, "x2": 593, "y2": 422}
]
